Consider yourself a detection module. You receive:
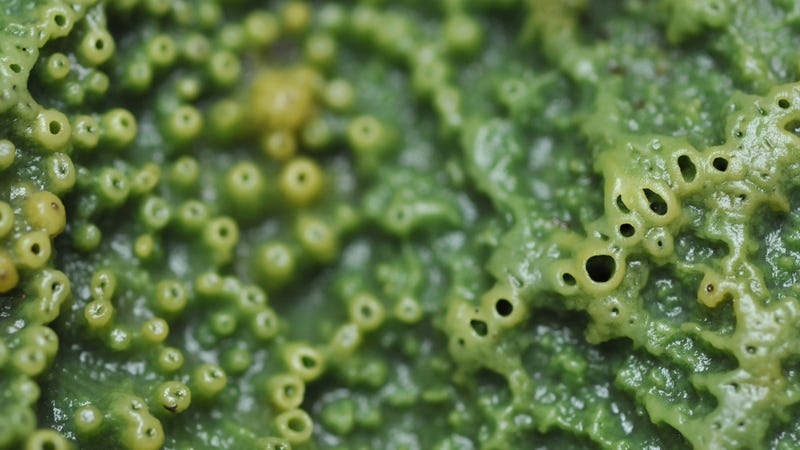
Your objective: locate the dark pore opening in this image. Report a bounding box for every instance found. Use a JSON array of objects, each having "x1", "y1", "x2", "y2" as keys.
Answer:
[{"x1": 585, "y1": 254, "x2": 616, "y2": 283}]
